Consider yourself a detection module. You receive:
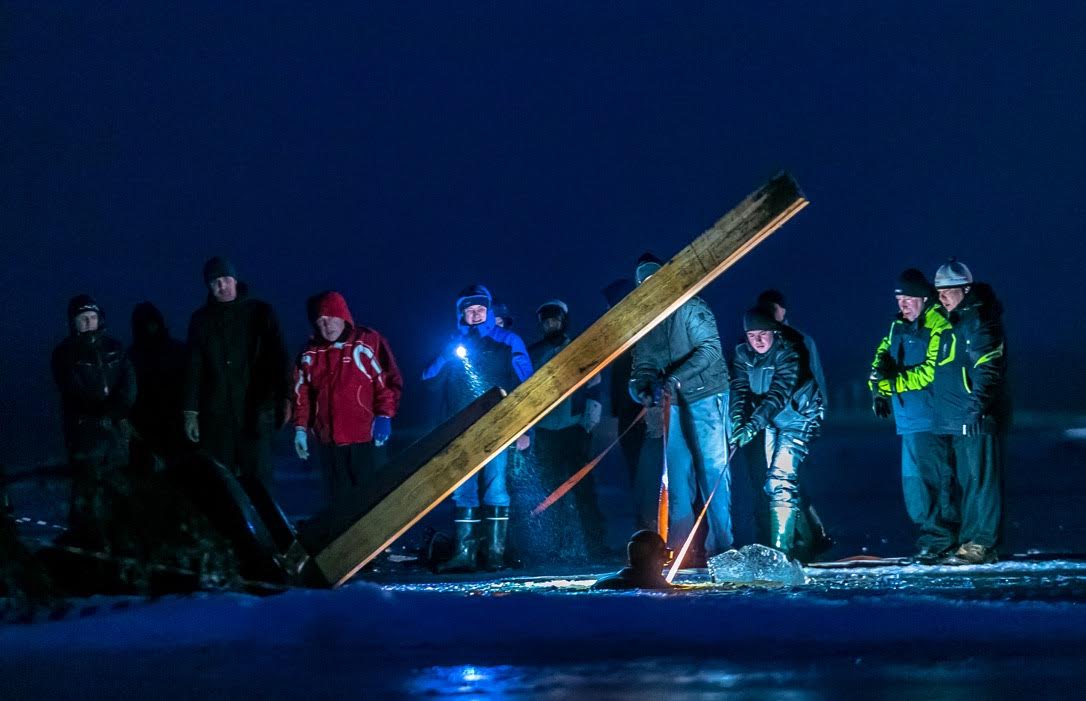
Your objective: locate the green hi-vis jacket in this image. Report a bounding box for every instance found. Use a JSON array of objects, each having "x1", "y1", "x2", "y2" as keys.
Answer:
[
  {"x1": 869, "y1": 303, "x2": 951, "y2": 435},
  {"x1": 932, "y1": 283, "x2": 1010, "y2": 436}
]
